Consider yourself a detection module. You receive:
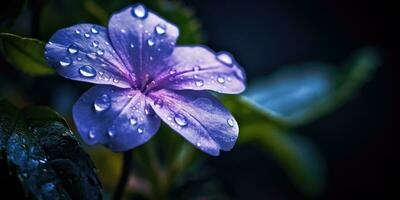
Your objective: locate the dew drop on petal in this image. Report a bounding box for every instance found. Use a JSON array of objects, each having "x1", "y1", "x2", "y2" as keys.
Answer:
[
  {"x1": 84, "y1": 33, "x2": 90, "y2": 38},
  {"x1": 107, "y1": 129, "x2": 115, "y2": 137},
  {"x1": 94, "y1": 94, "x2": 111, "y2": 112},
  {"x1": 88, "y1": 130, "x2": 95, "y2": 139},
  {"x1": 217, "y1": 53, "x2": 233, "y2": 65},
  {"x1": 59, "y1": 57, "x2": 72, "y2": 67},
  {"x1": 155, "y1": 24, "x2": 166, "y2": 35},
  {"x1": 227, "y1": 118, "x2": 235, "y2": 127},
  {"x1": 169, "y1": 69, "x2": 177, "y2": 75},
  {"x1": 153, "y1": 98, "x2": 163, "y2": 108},
  {"x1": 137, "y1": 126, "x2": 144, "y2": 134},
  {"x1": 217, "y1": 76, "x2": 225, "y2": 84},
  {"x1": 129, "y1": 117, "x2": 138, "y2": 126},
  {"x1": 144, "y1": 105, "x2": 154, "y2": 115},
  {"x1": 195, "y1": 80, "x2": 204, "y2": 87},
  {"x1": 130, "y1": 43, "x2": 134, "y2": 48},
  {"x1": 92, "y1": 41, "x2": 99, "y2": 48},
  {"x1": 79, "y1": 65, "x2": 96, "y2": 78},
  {"x1": 132, "y1": 4, "x2": 147, "y2": 18},
  {"x1": 120, "y1": 29, "x2": 126, "y2": 33},
  {"x1": 91, "y1": 26, "x2": 99, "y2": 34},
  {"x1": 75, "y1": 29, "x2": 81, "y2": 34},
  {"x1": 147, "y1": 38, "x2": 155, "y2": 46},
  {"x1": 174, "y1": 113, "x2": 188, "y2": 127},
  {"x1": 193, "y1": 66, "x2": 201, "y2": 71},
  {"x1": 86, "y1": 52, "x2": 97, "y2": 60},
  {"x1": 67, "y1": 44, "x2": 78, "y2": 54},
  {"x1": 96, "y1": 49, "x2": 104, "y2": 55}
]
